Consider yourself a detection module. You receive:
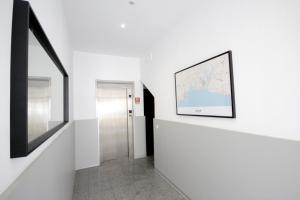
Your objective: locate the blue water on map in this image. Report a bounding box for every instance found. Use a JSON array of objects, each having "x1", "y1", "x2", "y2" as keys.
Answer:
[{"x1": 177, "y1": 89, "x2": 231, "y2": 107}]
